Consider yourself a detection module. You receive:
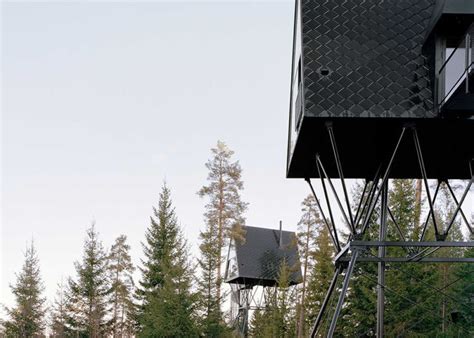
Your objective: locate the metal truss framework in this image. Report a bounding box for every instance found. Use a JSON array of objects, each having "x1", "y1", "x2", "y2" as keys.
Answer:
[
  {"x1": 305, "y1": 124, "x2": 473, "y2": 338},
  {"x1": 229, "y1": 282, "x2": 298, "y2": 336}
]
